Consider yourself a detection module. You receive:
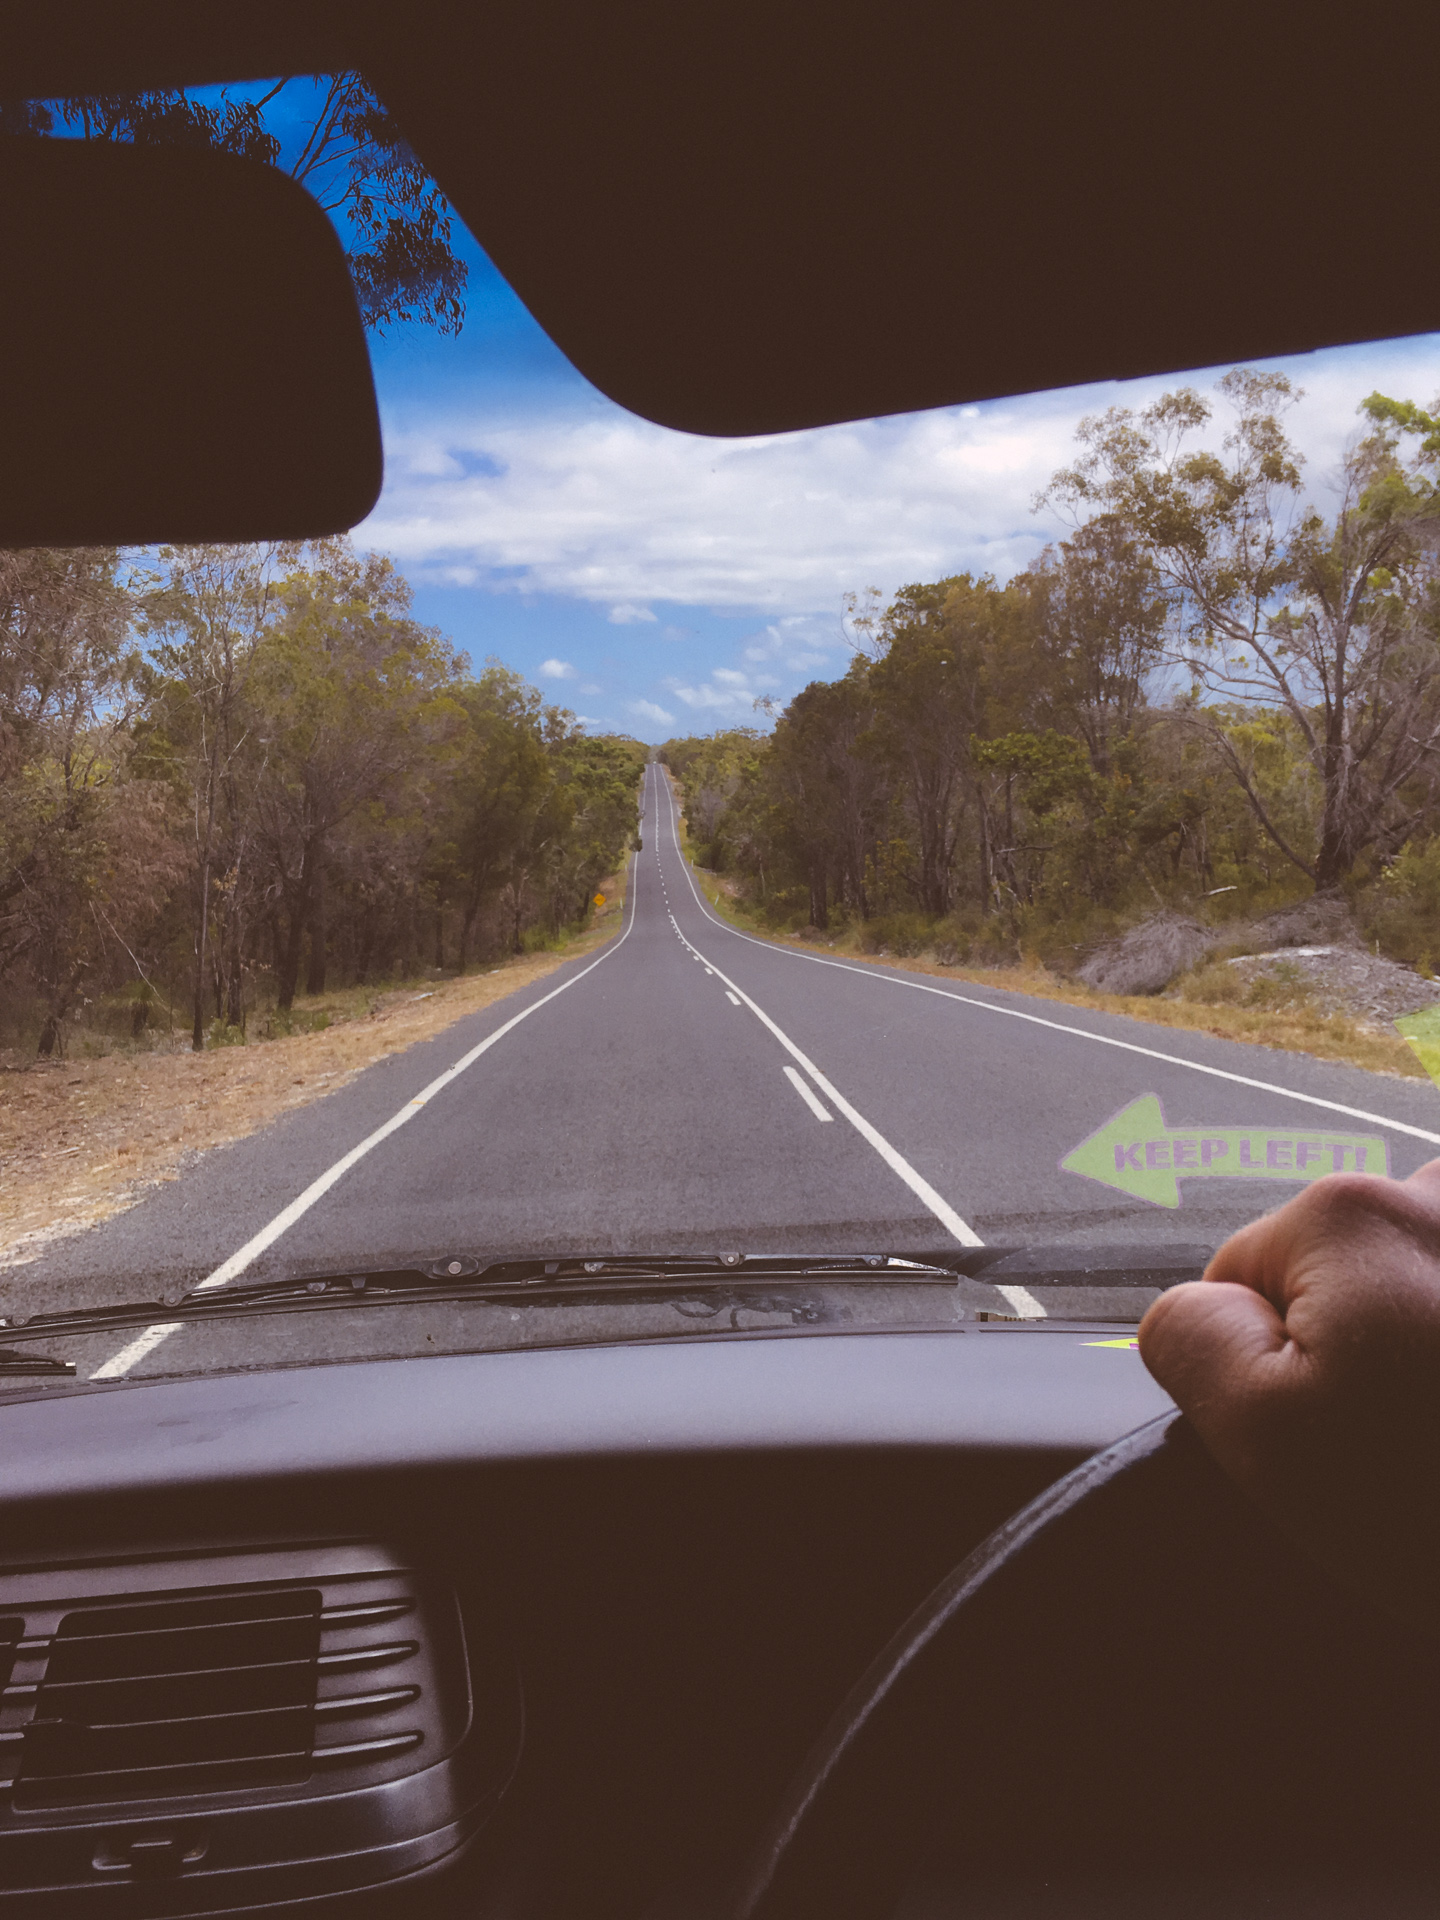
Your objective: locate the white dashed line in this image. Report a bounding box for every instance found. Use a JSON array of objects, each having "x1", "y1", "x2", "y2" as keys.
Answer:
[
  {"x1": 647, "y1": 777, "x2": 1048, "y2": 1314},
  {"x1": 652, "y1": 793, "x2": 986, "y2": 1253},
  {"x1": 657, "y1": 774, "x2": 1440, "y2": 1152},
  {"x1": 784, "y1": 1065, "x2": 834, "y2": 1121}
]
